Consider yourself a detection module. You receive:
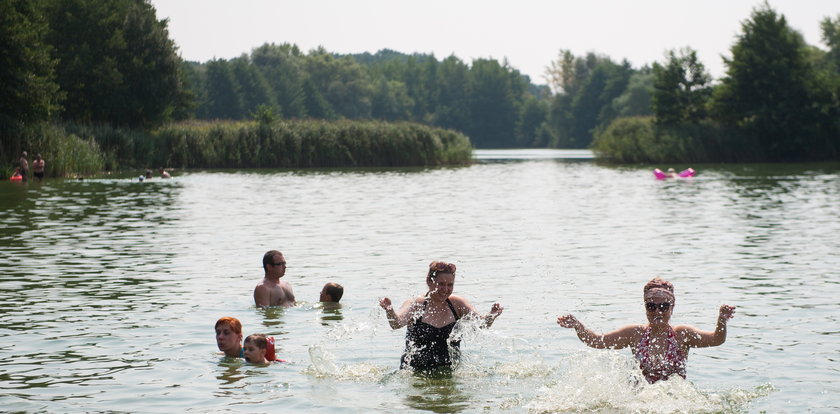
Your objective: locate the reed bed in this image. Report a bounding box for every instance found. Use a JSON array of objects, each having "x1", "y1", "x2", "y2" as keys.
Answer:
[{"x1": 4, "y1": 120, "x2": 472, "y2": 177}]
